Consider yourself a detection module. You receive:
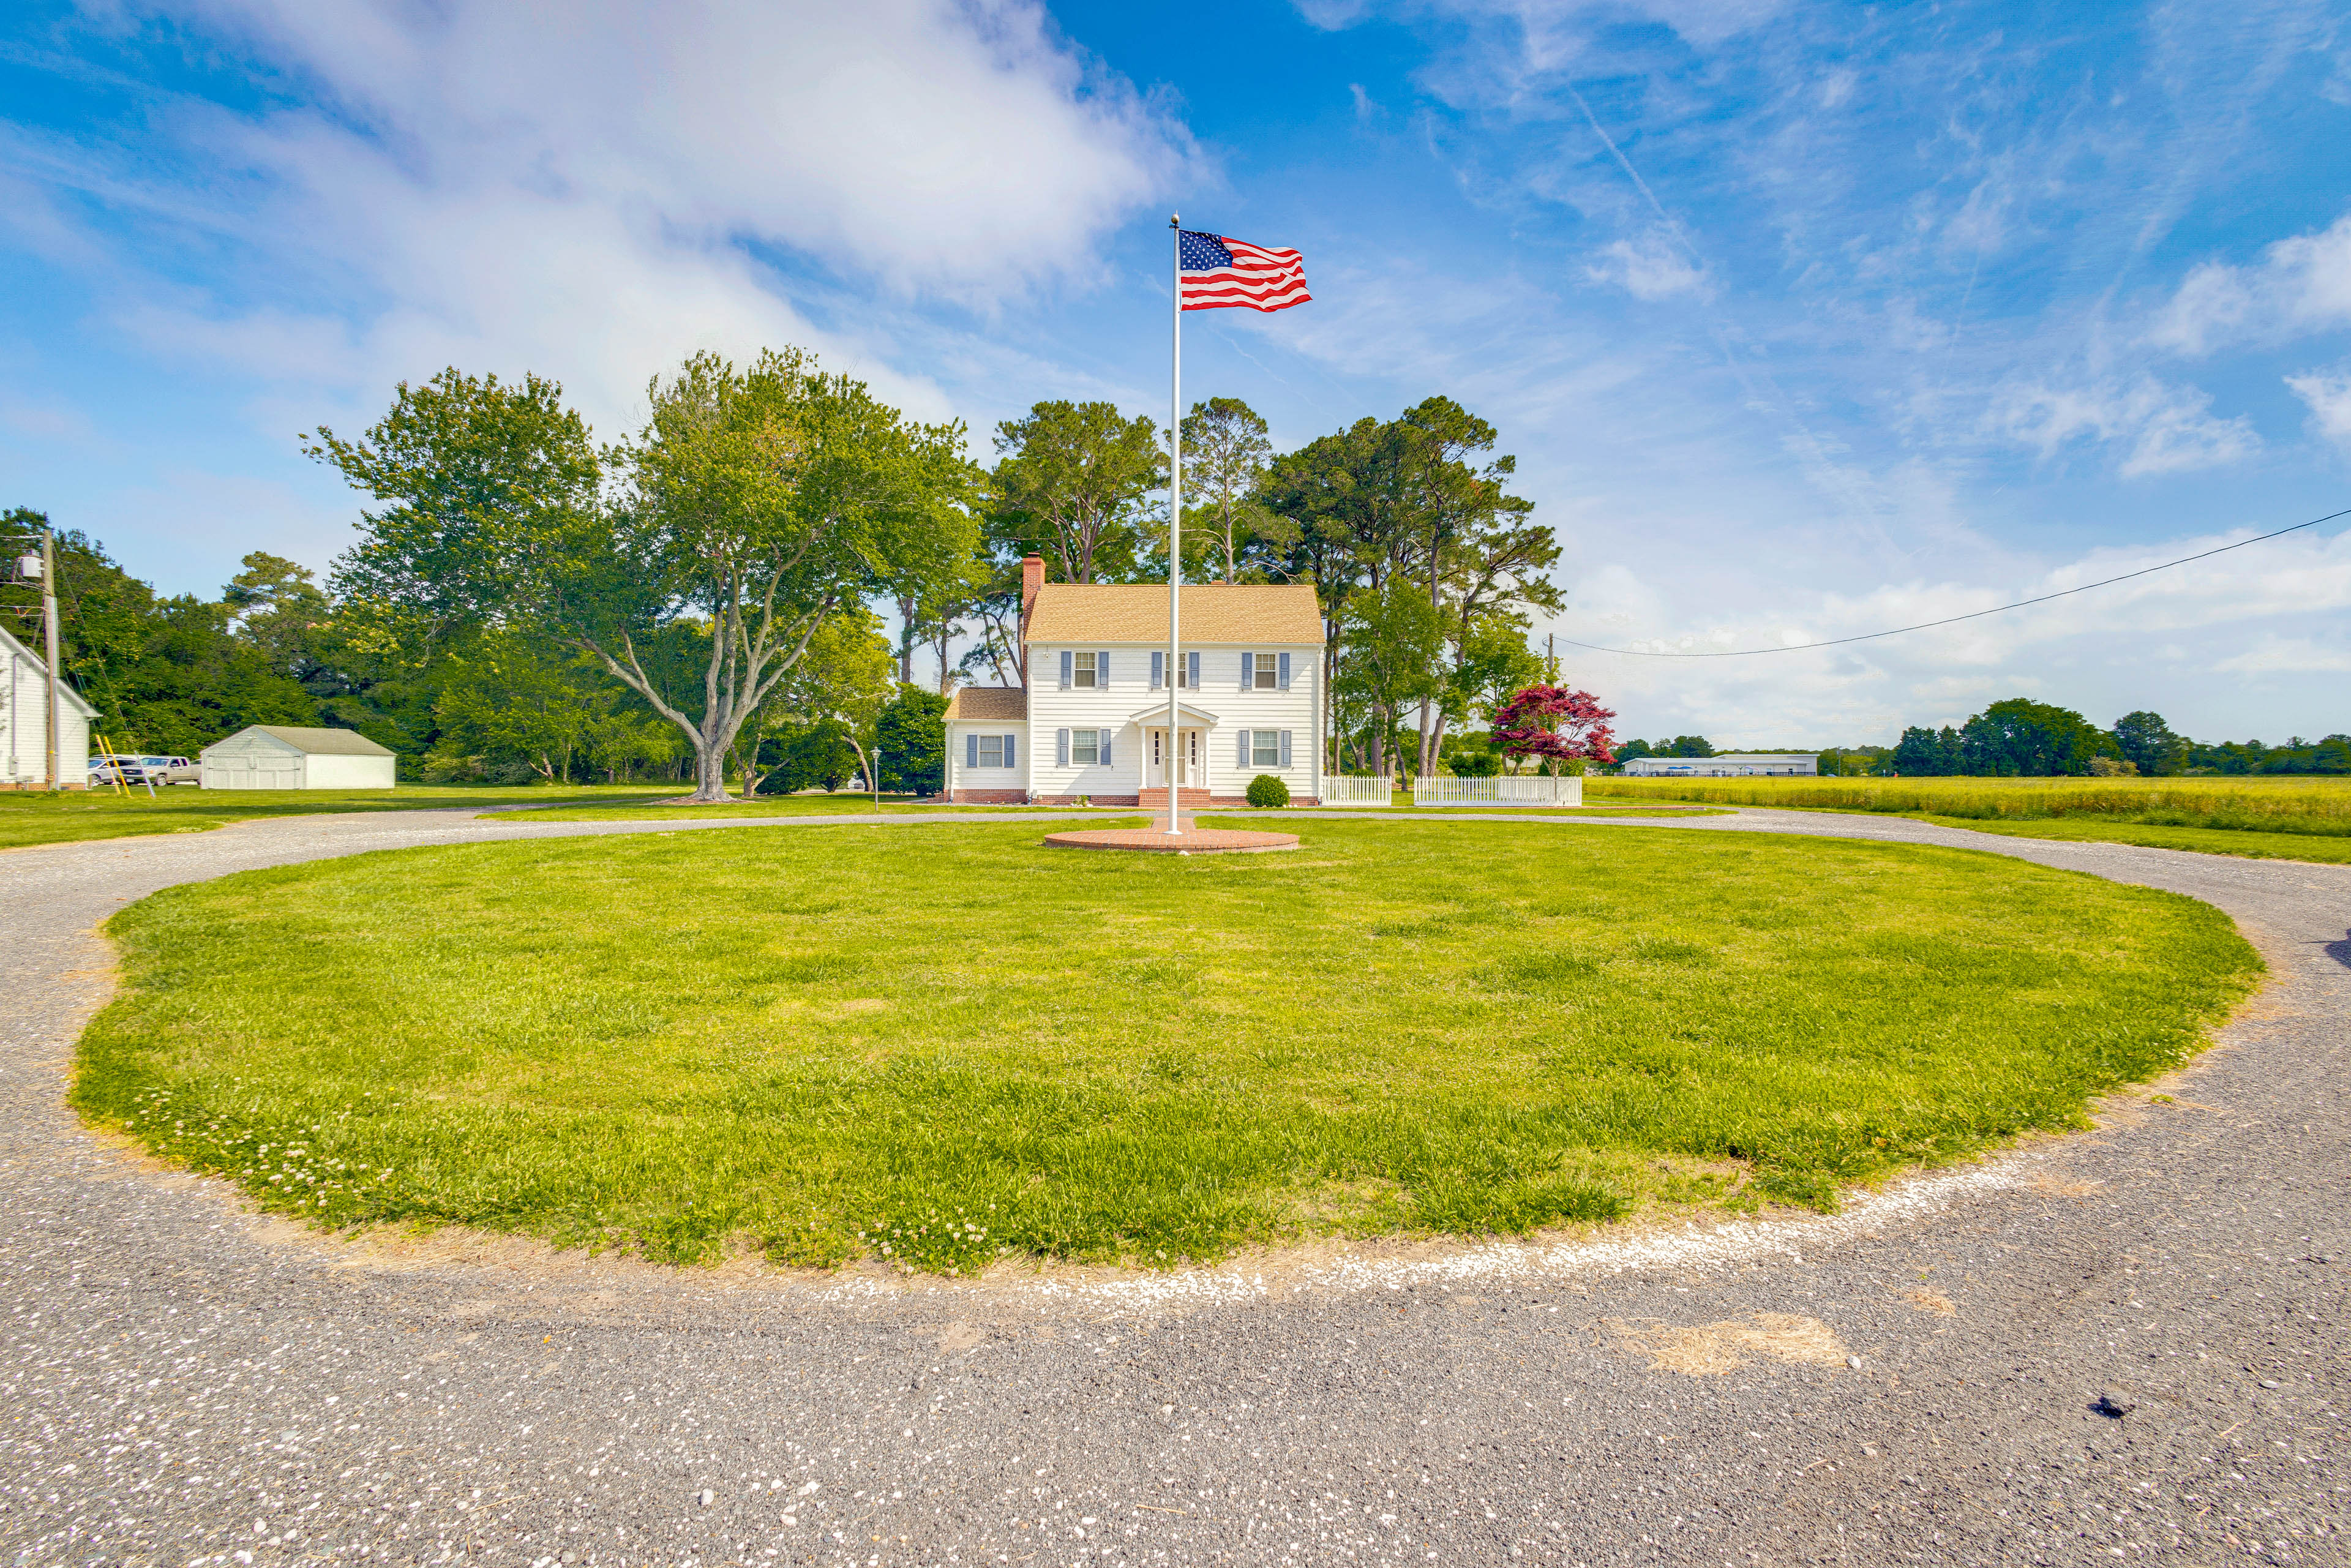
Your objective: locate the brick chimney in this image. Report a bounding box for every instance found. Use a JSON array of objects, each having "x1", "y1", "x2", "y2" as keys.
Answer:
[{"x1": 1019, "y1": 554, "x2": 1044, "y2": 640}]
